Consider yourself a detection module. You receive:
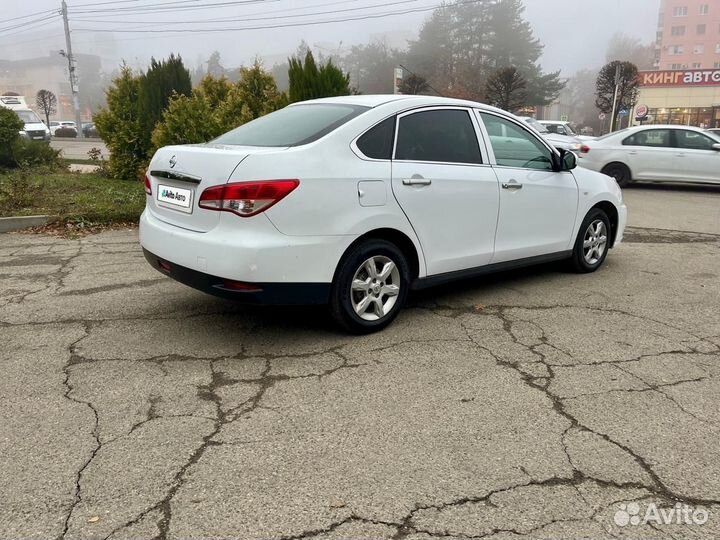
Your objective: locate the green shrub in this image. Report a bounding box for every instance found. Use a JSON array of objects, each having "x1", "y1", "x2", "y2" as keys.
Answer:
[
  {"x1": 0, "y1": 168, "x2": 41, "y2": 209},
  {"x1": 288, "y1": 50, "x2": 351, "y2": 103},
  {"x1": 0, "y1": 107, "x2": 23, "y2": 167},
  {"x1": 94, "y1": 65, "x2": 146, "y2": 180},
  {"x1": 151, "y1": 63, "x2": 285, "y2": 150},
  {"x1": 11, "y1": 139, "x2": 63, "y2": 170}
]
